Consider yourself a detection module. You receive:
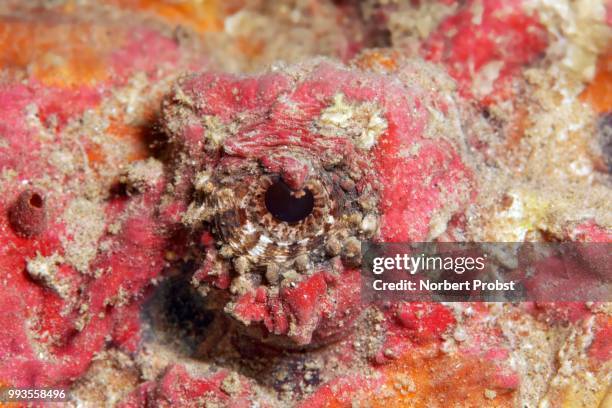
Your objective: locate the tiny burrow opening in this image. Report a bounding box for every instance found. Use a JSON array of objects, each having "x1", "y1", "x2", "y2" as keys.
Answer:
[
  {"x1": 29, "y1": 193, "x2": 43, "y2": 208},
  {"x1": 265, "y1": 179, "x2": 314, "y2": 223}
]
